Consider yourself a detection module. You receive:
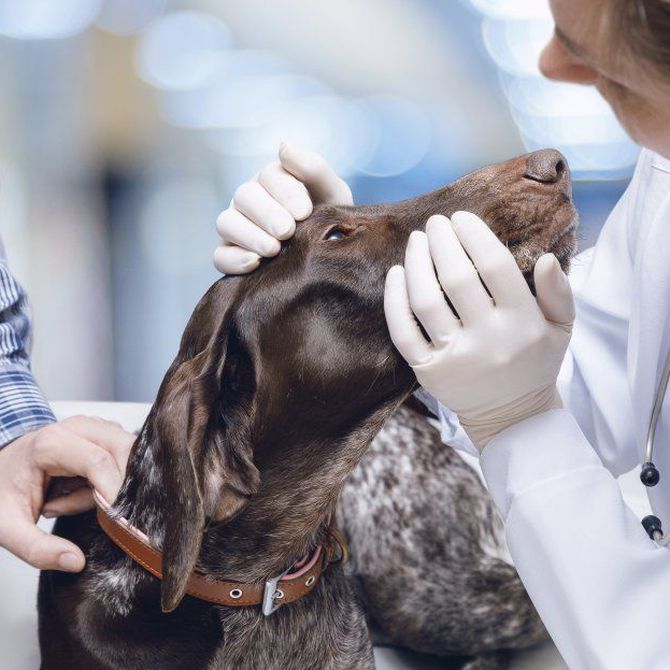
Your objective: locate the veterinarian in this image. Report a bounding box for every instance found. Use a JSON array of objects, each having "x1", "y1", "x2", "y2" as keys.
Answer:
[
  {"x1": 0, "y1": 237, "x2": 134, "y2": 573},
  {"x1": 214, "y1": 0, "x2": 670, "y2": 667}
]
